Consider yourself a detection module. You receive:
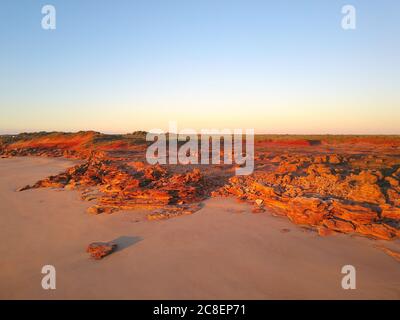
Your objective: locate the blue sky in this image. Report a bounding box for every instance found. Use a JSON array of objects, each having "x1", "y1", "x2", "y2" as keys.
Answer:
[{"x1": 1, "y1": 0, "x2": 399, "y2": 134}]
